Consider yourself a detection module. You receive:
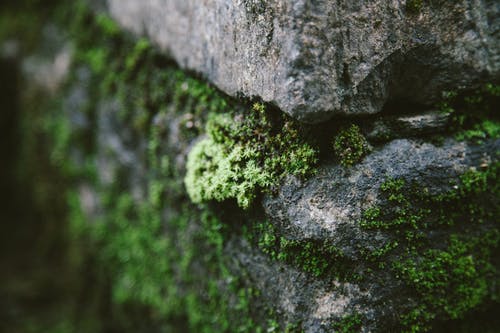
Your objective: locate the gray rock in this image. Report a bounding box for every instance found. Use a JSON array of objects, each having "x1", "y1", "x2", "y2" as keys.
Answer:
[
  {"x1": 226, "y1": 237, "x2": 374, "y2": 333},
  {"x1": 105, "y1": 0, "x2": 499, "y2": 122},
  {"x1": 258, "y1": 138, "x2": 499, "y2": 330},
  {"x1": 21, "y1": 25, "x2": 72, "y2": 95},
  {"x1": 18, "y1": 11, "x2": 498, "y2": 330},
  {"x1": 264, "y1": 138, "x2": 499, "y2": 248},
  {"x1": 364, "y1": 111, "x2": 451, "y2": 141}
]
